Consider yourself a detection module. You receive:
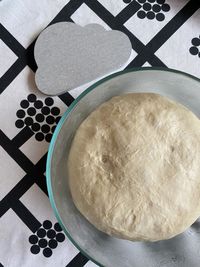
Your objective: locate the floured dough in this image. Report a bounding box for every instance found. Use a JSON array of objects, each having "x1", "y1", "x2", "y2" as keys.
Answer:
[{"x1": 68, "y1": 93, "x2": 200, "y2": 242}]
